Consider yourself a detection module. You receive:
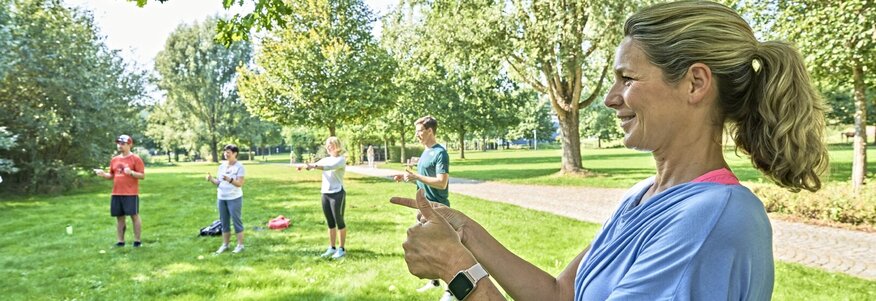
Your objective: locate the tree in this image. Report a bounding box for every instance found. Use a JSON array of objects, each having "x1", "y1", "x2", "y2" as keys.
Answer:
[
  {"x1": 0, "y1": 0, "x2": 148, "y2": 193},
  {"x1": 379, "y1": 4, "x2": 431, "y2": 163},
  {"x1": 237, "y1": 0, "x2": 396, "y2": 136},
  {"x1": 154, "y1": 17, "x2": 253, "y2": 163},
  {"x1": 406, "y1": 0, "x2": 647, "y2": 173},
  {"x1": 282, "y1": 126, "x2": 323, "y2": 162},
  {"x1": 507, "y1": 96, "x2": 557, "y2": 146},
  {"x1": 580, "y1": 102, "x2": 623, "y2": 148},
  {"x1": 386, "y1": 2, "x2": 527, "y2": 159},
  {"x1": 747, "y1": 0, "x2": 875, "y2": 191}
]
